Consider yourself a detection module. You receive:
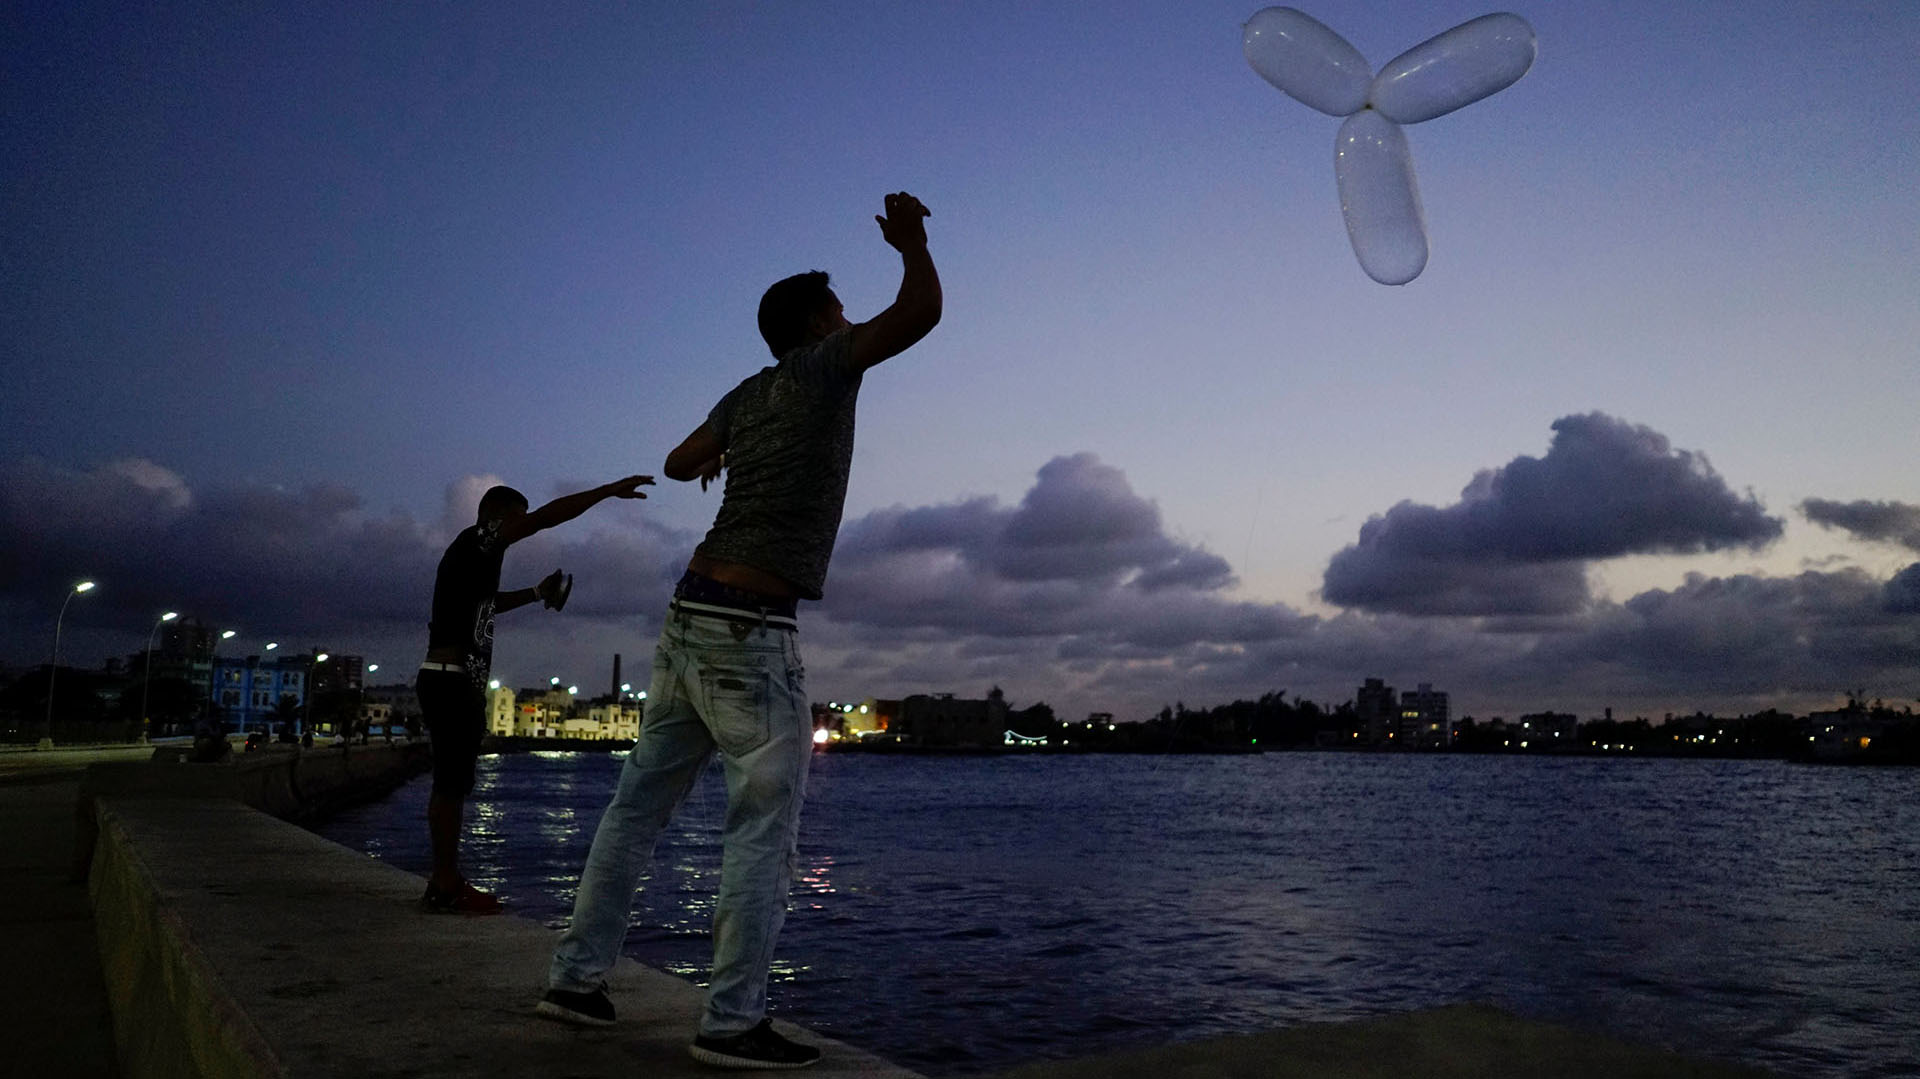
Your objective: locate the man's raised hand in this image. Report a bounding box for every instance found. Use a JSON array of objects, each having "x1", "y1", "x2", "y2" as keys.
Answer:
[
  {"x1": 538, "y1": 569, "x2": 573, "y2": 612},
  {"x1": 604, "y1": 475, "x2": 655, "y2": 499},
  {"x1": 875, "y1": 191, "x2": 930, "y2": 253}
]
